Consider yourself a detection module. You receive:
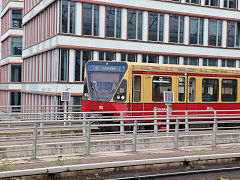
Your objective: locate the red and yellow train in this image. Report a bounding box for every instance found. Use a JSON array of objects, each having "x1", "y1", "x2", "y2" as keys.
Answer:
[{"x1": 82, "y1": 60, "x2": 240, "y2": 123}]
